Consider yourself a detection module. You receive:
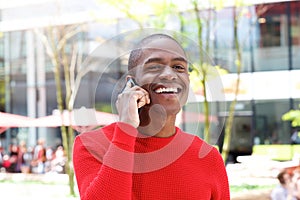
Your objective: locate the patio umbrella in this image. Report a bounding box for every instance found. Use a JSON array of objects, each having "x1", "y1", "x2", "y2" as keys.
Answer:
[
  {"x1": 28, "y1": 108, "x2": 118, "y2": 128},
  {"x1": 0, "y1": 112, "x2": 34, "y2": 134},
  {"x1": 0, "y1": 112, "x2": 34, "y2": 127}
]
